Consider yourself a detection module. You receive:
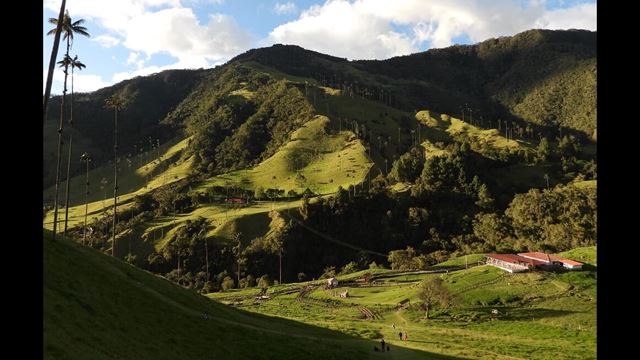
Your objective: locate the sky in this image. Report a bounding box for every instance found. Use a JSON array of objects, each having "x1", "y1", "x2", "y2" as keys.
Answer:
[{"x1": 43, "y1": 0, "x2": 597, "y2": 94}]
